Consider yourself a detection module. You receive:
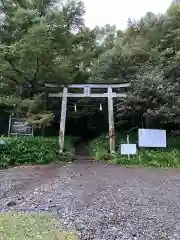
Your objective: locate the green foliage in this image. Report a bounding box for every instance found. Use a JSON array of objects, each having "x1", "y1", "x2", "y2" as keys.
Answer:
[
  {"x1": 90, "y1": 1, "x2": 180, "y2": 129},
  {"x1": 92, "y1": 148, "x2": 109, "y2": 161},
  {"x1": 109, "y1": 149, "x2": 180, "y2": 168},
  {"x1": 89, "y1": 133, "x2": 180, "y2": 168},
  {"x1": 0, "y1": 0, "x2": 96, "y2": 127},
  {"x1": 1, "y1": 0, "x2": 180, "y2": 133},
  {"x1": 0, "y1": 136, "x2": 74, "y2": 168}
]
